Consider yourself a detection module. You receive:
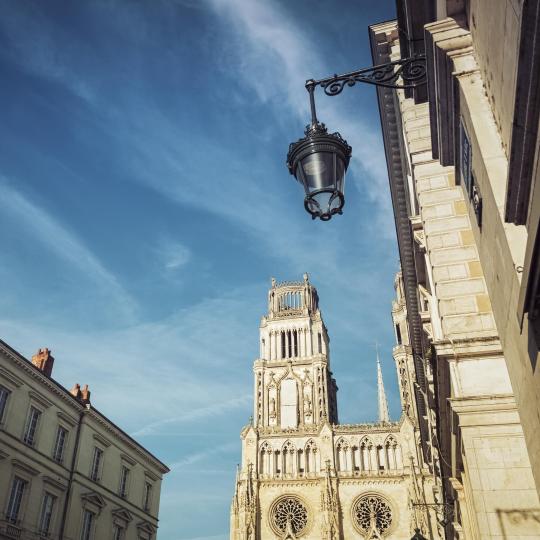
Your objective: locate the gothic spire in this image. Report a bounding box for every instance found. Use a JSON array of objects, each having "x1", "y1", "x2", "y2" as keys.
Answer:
[{"x1": 376, "y1": 344, "x2": 390, "y2": 423}]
